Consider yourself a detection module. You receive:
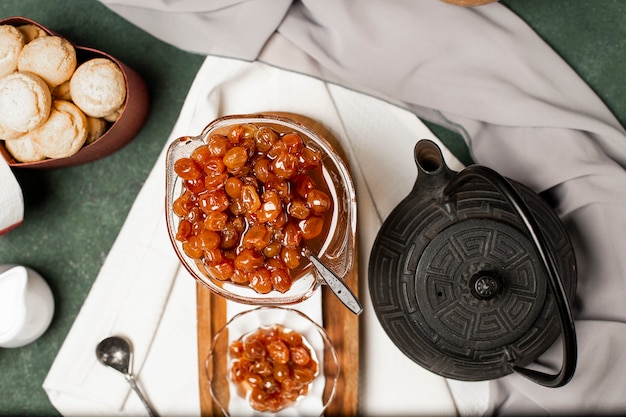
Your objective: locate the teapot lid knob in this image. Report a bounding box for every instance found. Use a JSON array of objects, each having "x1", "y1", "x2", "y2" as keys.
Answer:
[{"x1": 470, "y1": 273, "x2": 500, "y2": 300}]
